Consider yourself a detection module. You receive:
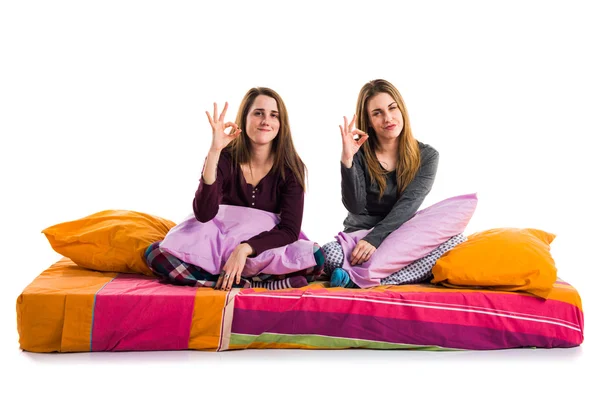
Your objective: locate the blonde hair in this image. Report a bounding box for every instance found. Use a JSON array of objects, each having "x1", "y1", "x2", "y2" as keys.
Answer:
[
  {"x1": 226, "y1": 87, "x2": 306, "y2": 191},
  {"x1": 355, "y1": 79, "x2": 420, "y2": 198}
]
